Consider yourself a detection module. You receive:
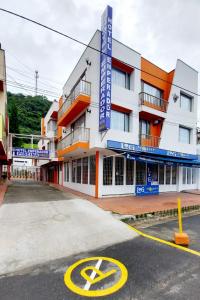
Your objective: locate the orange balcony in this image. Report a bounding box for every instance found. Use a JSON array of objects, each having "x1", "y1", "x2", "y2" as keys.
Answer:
[
  {"x1": 57, "y1": 127, "x2": 90, "y2": 157},
  {"x1": 140, "y1": 134, "x2": 160, "y2": 148},
  {"x1": 139, "y1": 92, "x2": 168, "y2": 113},
  {"x1": 58, "y1": 80, "x2": 91, "y2": 127}
]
